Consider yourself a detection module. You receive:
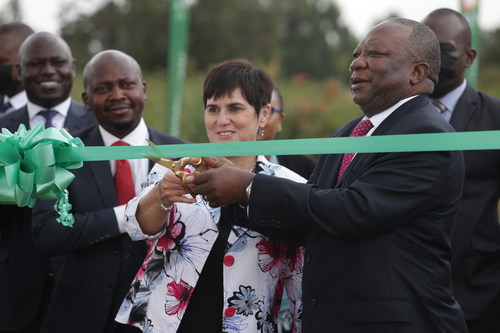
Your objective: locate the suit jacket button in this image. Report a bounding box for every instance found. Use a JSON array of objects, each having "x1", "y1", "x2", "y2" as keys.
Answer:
[
  {"x1": 310, "y1": 298, "x2": 318, "y2": 306},
  {"x1": 305, "y1": 254, "x2": 311, "y2": 263}
]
